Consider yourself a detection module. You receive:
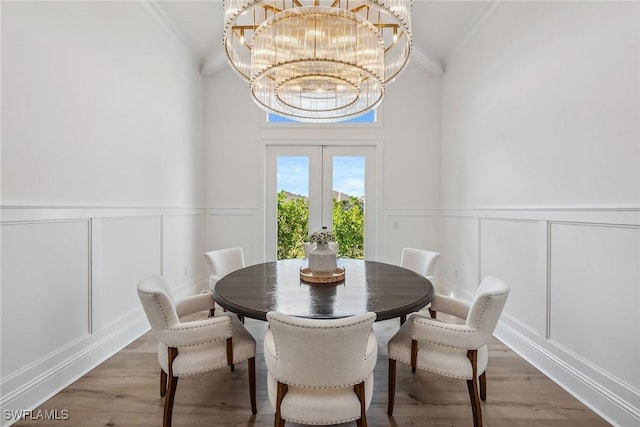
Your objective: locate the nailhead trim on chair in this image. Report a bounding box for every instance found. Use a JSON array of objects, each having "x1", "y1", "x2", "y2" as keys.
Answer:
[
  {"x1": 178, "y1": 355, "x2": 254, "y2": 377},
  {"x1": 270, "y1": 378, "x2": 371, "y2": 390},
  {"x1": 139, "y1": 290, "x2": 172, "y2": 327},
  {"x1": 389, "y1": 353, "x2": 478, "y2": 380},
  {"x1": 412, "y1": 320, "x2": 476, "y2": 334},
  {"x1": 470, "y1": 291, "x2": 508, "y2": 329},
  {"x1": 269, "y1": 317, "x2": 373, "y2": 329},
  {"x1": 283, "y1": 415, "x2": 360, "y2": 425},
  {"x1": 269, "y1": 316, "x2": 374, "y2": 389}
]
